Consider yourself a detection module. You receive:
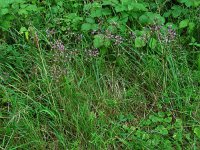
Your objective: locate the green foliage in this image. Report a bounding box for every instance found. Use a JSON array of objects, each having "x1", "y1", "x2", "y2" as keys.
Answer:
[
  {"x1": 0, "y1": 0, "x2": 200, "y2": 149},
  {"x1": 93, "y1": 34, "x2": 110, "y2": 48},
  {"x1": 149, "y1": 38, "x2": 157, "y2": 49},
  {"x1": 0, "y1": 0, "x2": 39, "y2": 29},
  {"x1": 135, "y1": 37, "x2": 146, "y2": 48},
  {"x1": 179, "y1": 19, "x2": 189, "y2": 29},
  {"x1": 178, "y1": 0, "x2": 200, "y2": 7},
  {"x1": 194, "y1": 127, "x2": 200, "y2": 139}
]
